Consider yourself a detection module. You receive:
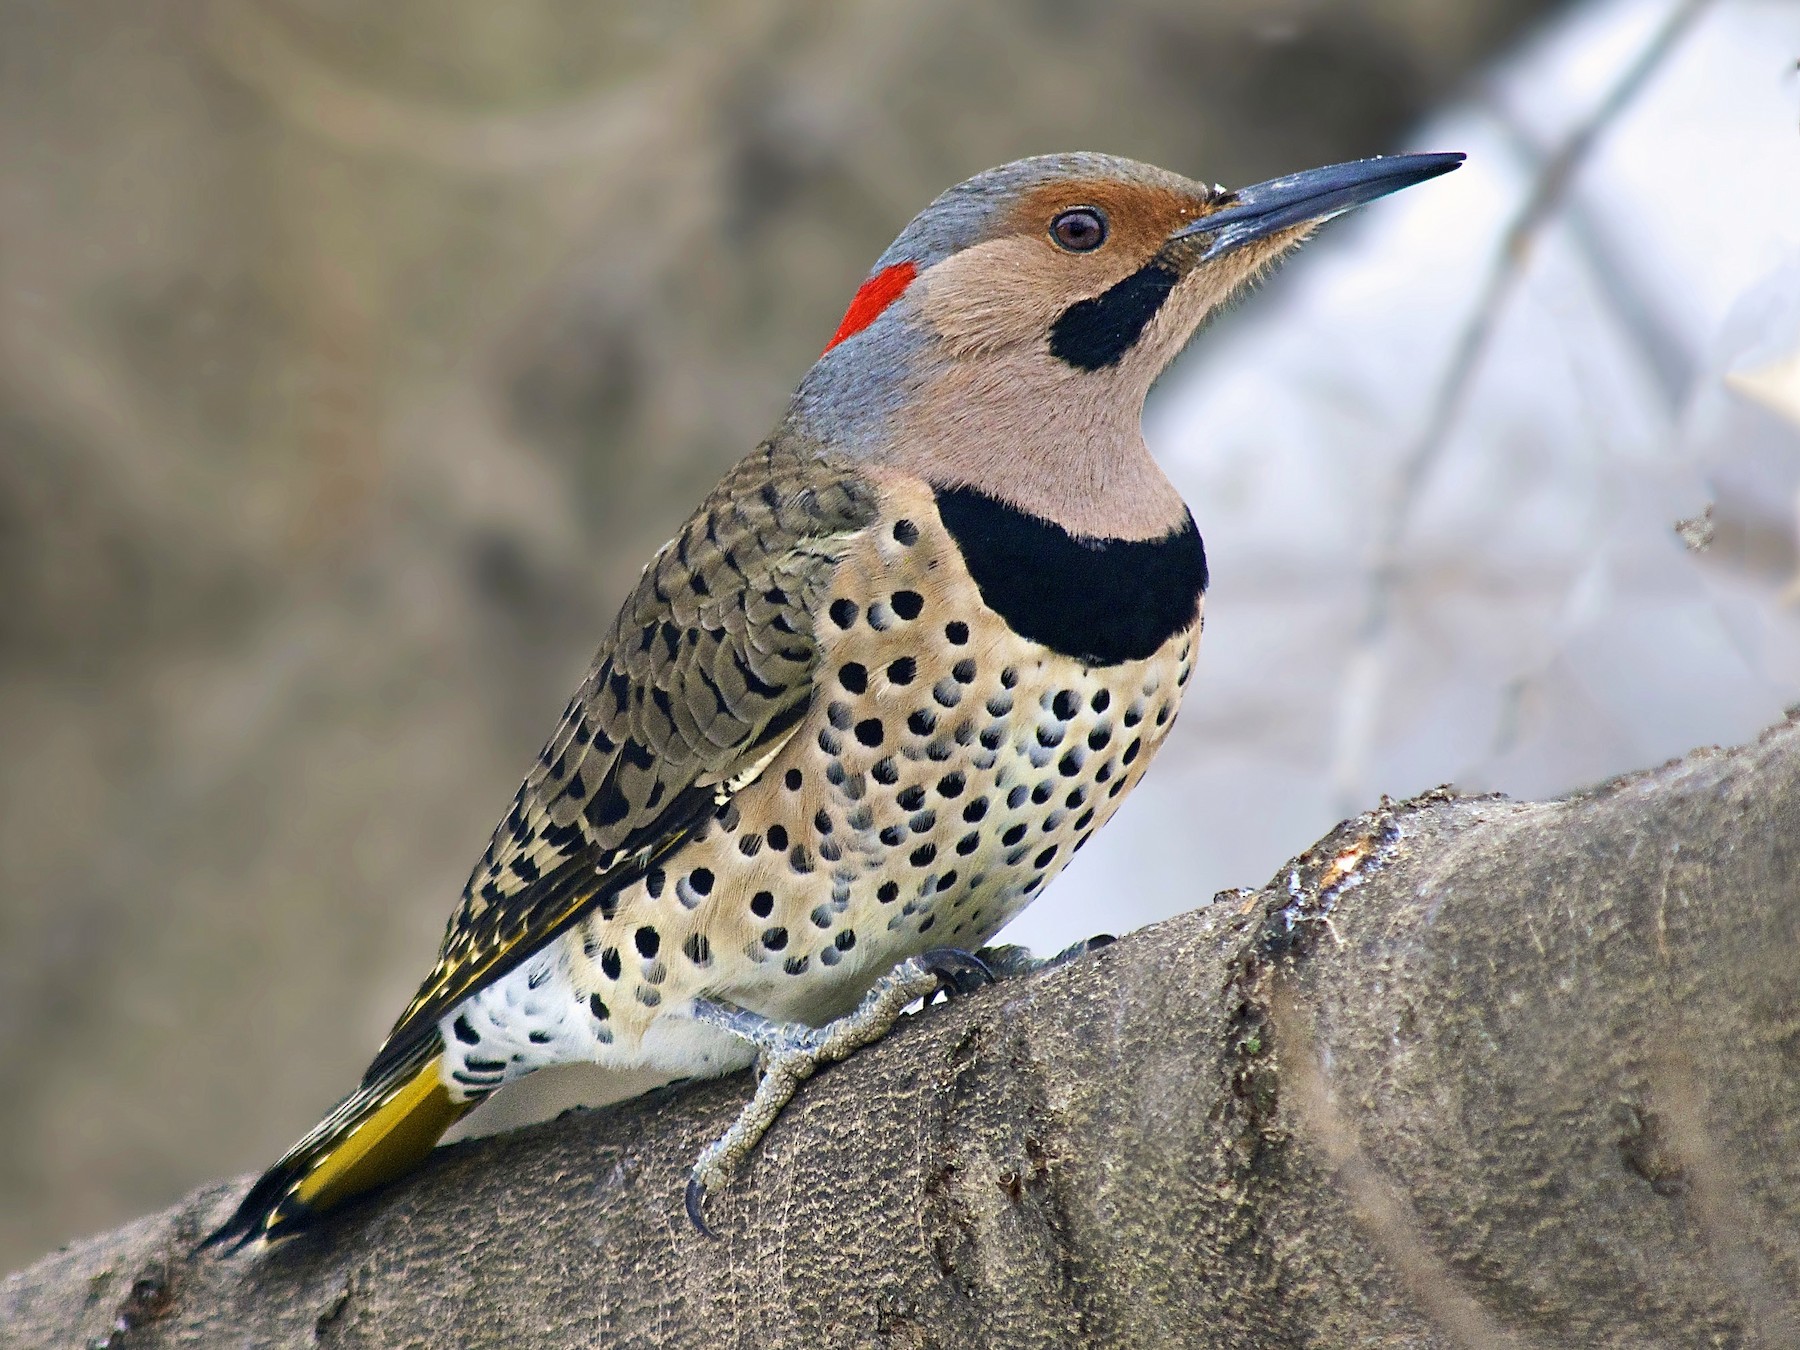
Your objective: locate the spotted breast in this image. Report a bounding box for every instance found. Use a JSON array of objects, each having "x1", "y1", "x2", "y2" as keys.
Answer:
[{"x1": 440, "y1": 468, "x2": 1203, "y2": 1092}]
